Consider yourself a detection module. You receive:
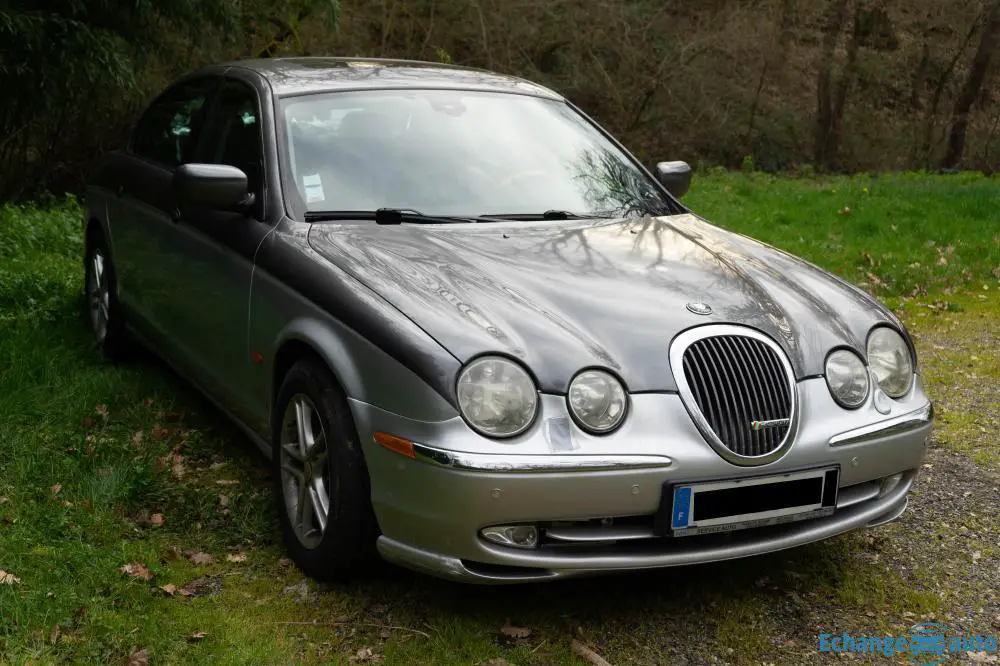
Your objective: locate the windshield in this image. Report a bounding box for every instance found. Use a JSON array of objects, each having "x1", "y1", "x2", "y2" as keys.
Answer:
[{"x1": 278, "y1": 89, "x2": 678, "y2": 219}]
